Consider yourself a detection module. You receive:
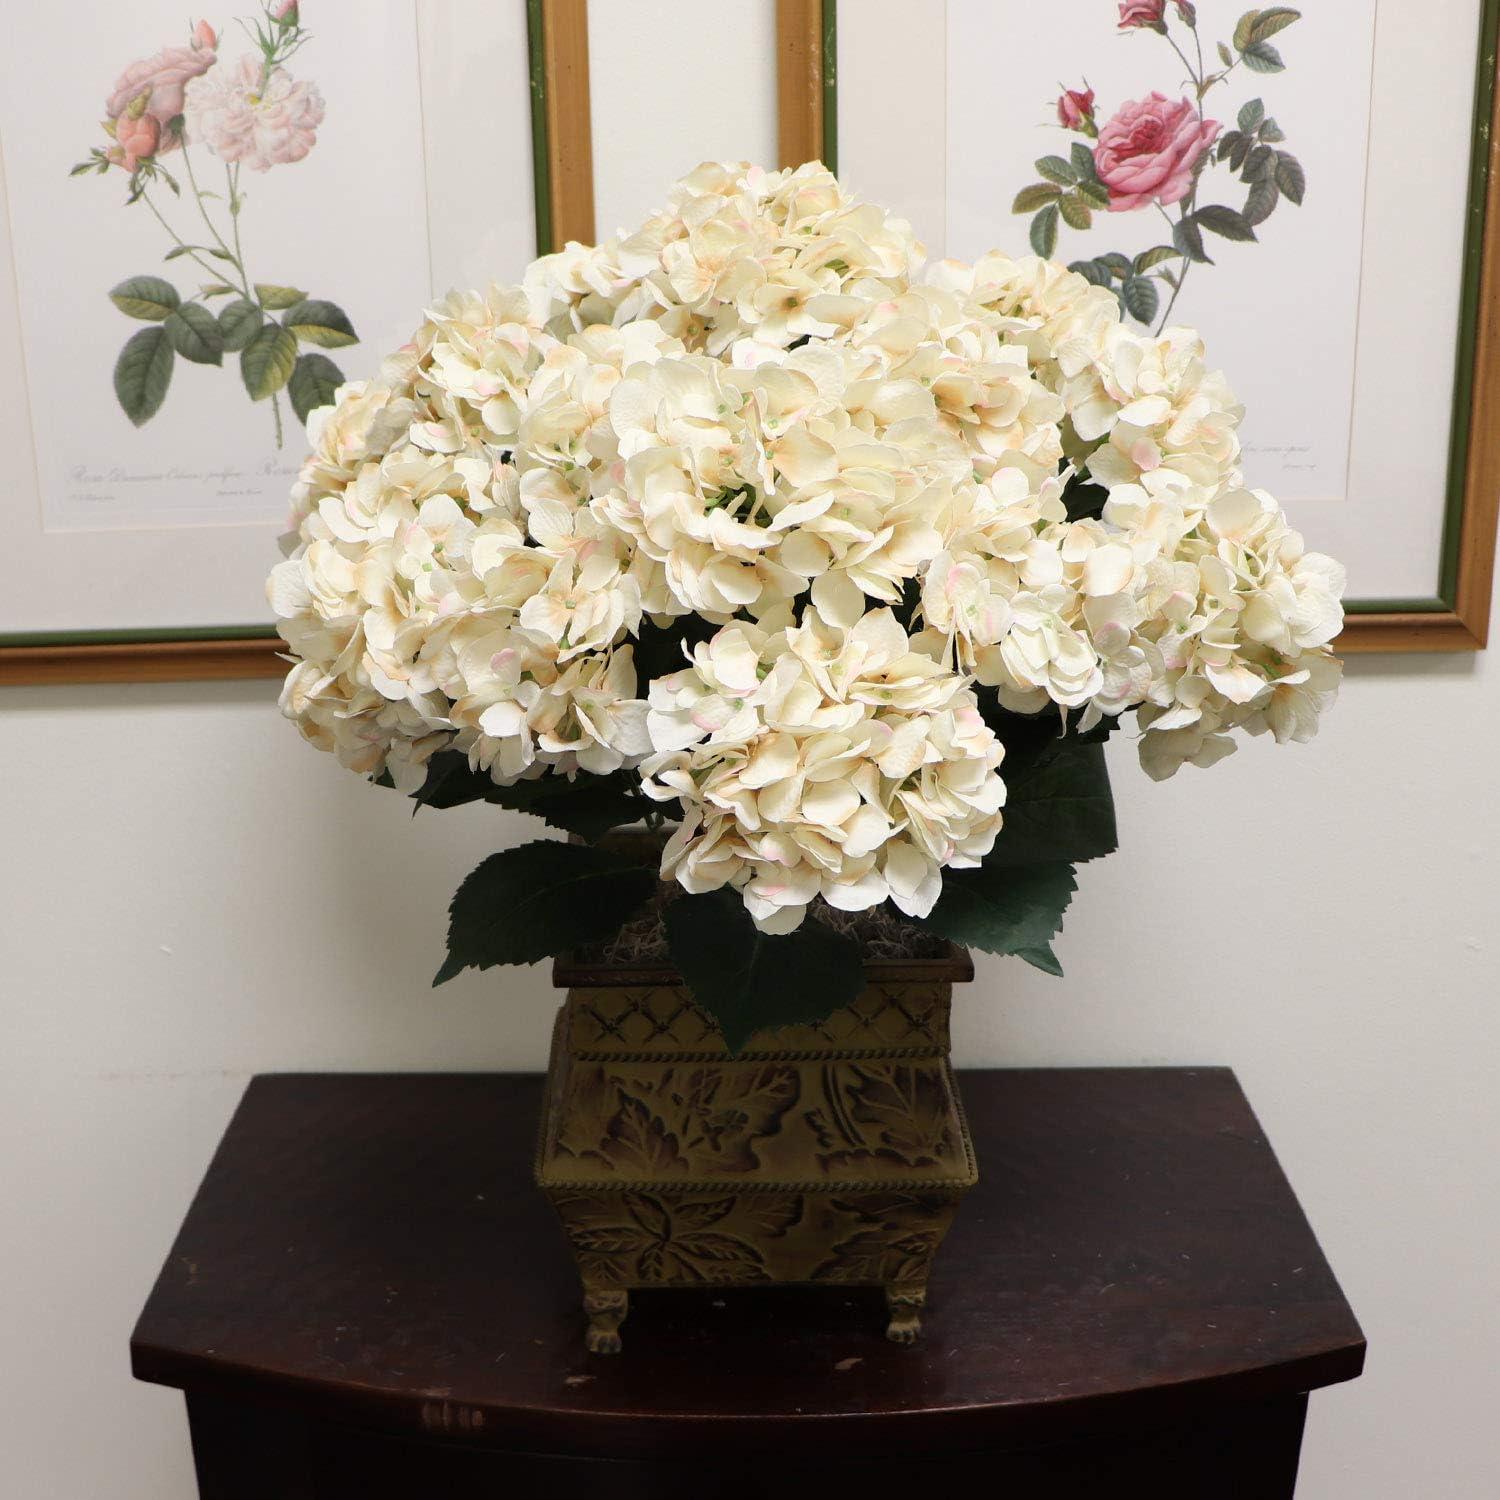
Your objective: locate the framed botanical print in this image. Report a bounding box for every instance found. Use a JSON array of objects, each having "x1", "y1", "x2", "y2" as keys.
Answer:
[
  {"x1": 0, "y1": 0, "x2": 584, "y2": 683},
  {"x1": 784, "y1": 0, "x2": 1500, "y2": 652}
]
